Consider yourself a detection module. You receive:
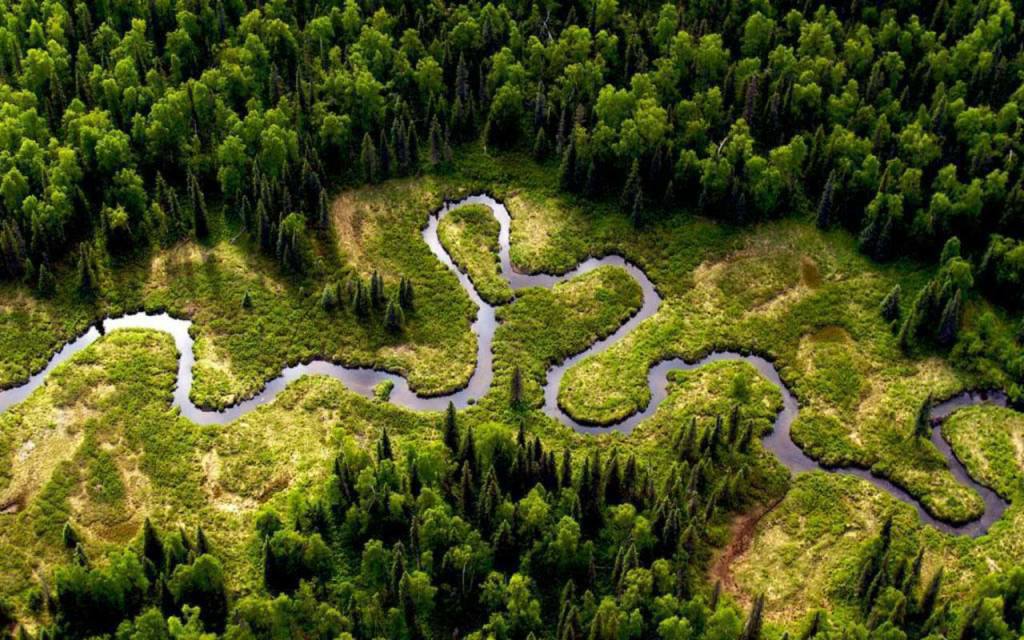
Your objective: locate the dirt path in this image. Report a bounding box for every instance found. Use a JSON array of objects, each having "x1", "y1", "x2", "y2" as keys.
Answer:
[{"x1": 710, "y1": 497, "x2": 785, "y2": 595}]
